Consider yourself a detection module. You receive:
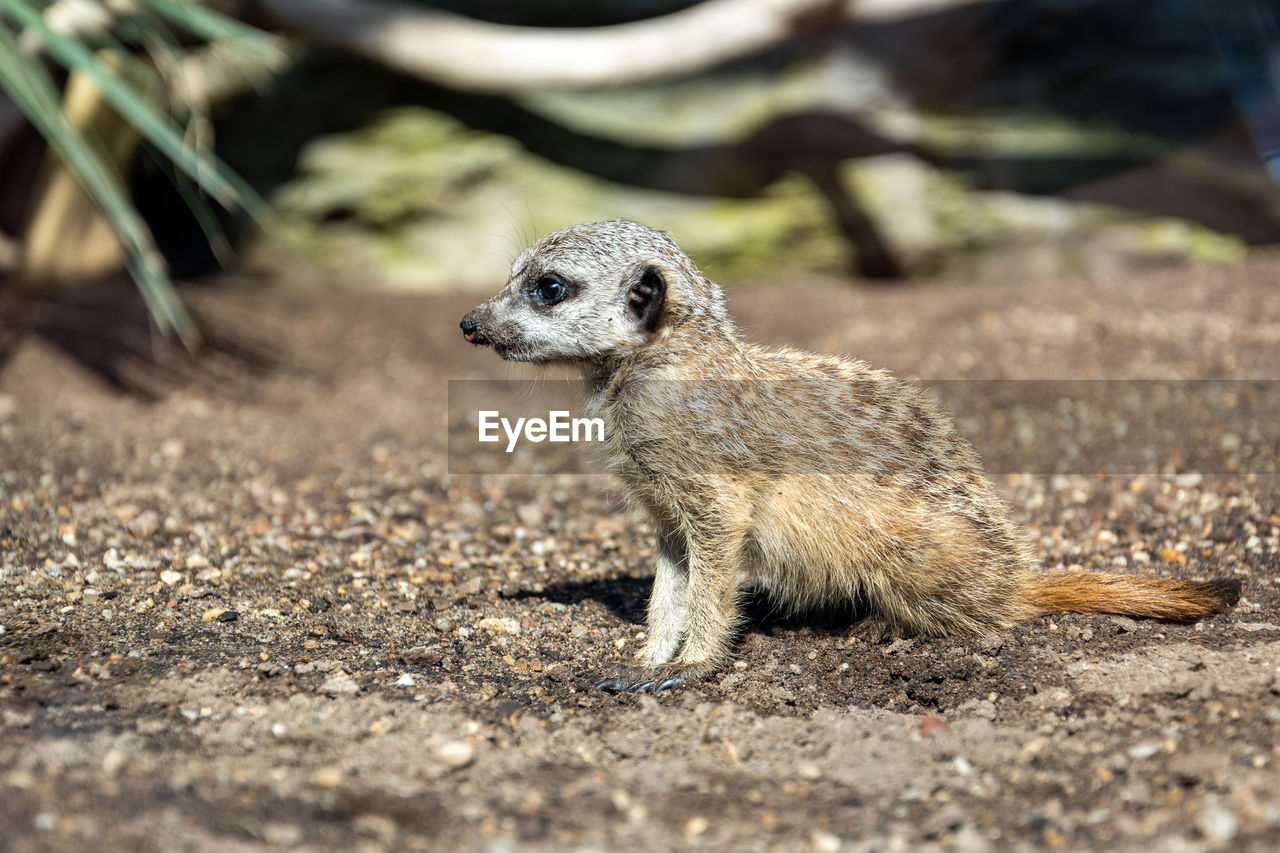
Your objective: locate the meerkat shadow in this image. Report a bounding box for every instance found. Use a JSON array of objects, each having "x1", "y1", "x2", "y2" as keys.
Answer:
[
  {"x1": 739, "y1": 590, "x2": 877, "y2": 639},
  {"x1": 509, "y1": 578, "x2": 878, "y2": 640},
  {"x1": 508, "y1": 576, "x2": 651, "y2": 625}
]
